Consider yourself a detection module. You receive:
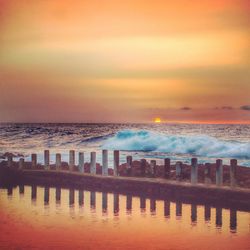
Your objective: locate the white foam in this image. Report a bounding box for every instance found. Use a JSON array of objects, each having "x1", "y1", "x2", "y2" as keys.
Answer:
[{"x1": 102, "y1": 130, "x2": 250, "y2": 159}]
